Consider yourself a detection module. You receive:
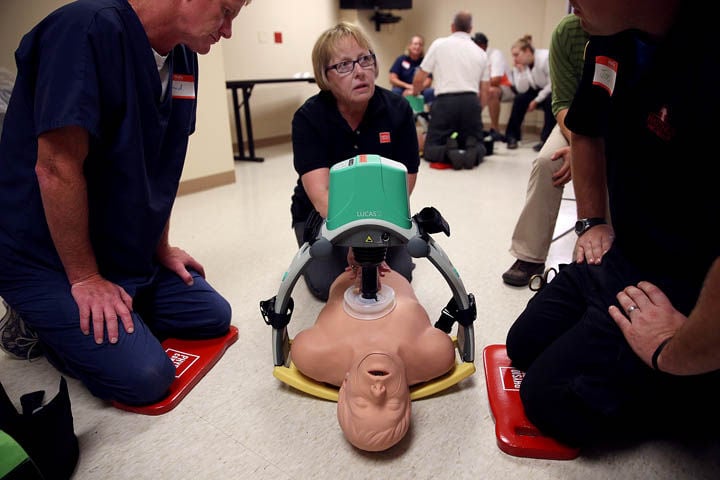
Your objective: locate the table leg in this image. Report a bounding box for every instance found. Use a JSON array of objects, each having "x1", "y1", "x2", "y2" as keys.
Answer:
[{"x1": 241, "y1": 85, "x2": 264, "y2": 162}]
